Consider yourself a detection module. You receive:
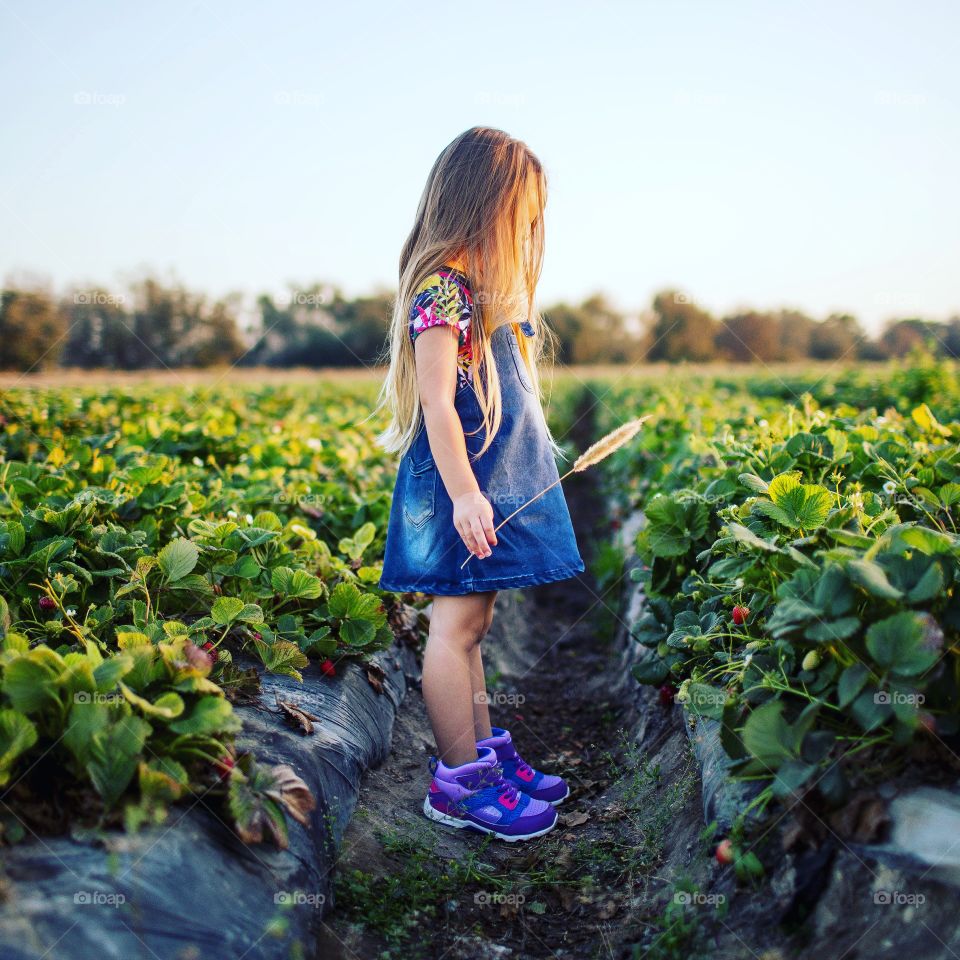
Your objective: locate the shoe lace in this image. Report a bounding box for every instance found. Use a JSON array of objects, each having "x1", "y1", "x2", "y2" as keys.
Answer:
[
  {"x1": 513, "y1": 752, "x2": 534, "y2": 778},
  {"x1": 452, "y1": 762, "x2": 518, "y2": 815}
]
